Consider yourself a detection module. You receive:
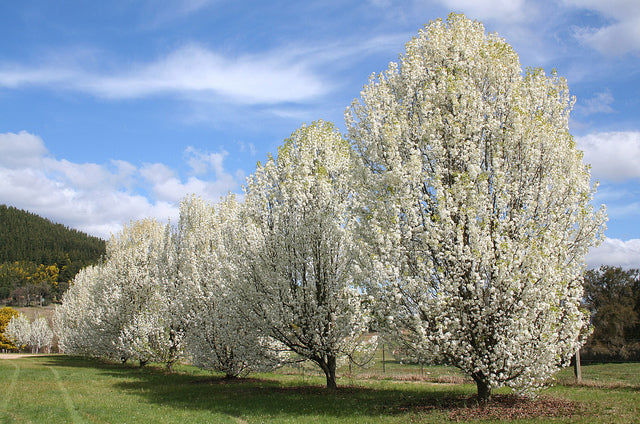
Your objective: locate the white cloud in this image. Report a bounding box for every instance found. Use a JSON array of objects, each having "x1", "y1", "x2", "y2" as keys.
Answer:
[
  {"x1": 184, "y1": 146, "x2": 227, "y2": 176},
  {"x1": 564, "y1": 0, "x2": 640, "y2": 55},
  {"x1": 0, "y1": 131, "x2": 241, "y2": 239},
  {"x1": 577, "y1": 131, "x2": 640, "y2": 181},
  {"x1": 0, "y1": 131, "x2": 48, "y2": 168},
  {"x1": 0, "y1": 44, "x2": 326, "y2": 104},
  {"x1": 140, "y1": 167, "x2": 236, "y2": 204},
  {"x1": 139, "y1": 147, "x2": 239, "y2": 203},
  {"x1": 93, "y1": 44, "x2": 327, "y2": 103},
  {"x1": 587, "y1": 238, "x2": 640, "y2": 269},
  {"x1": 139, "y1": 163, "x2": 176, "y2": 185}
]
